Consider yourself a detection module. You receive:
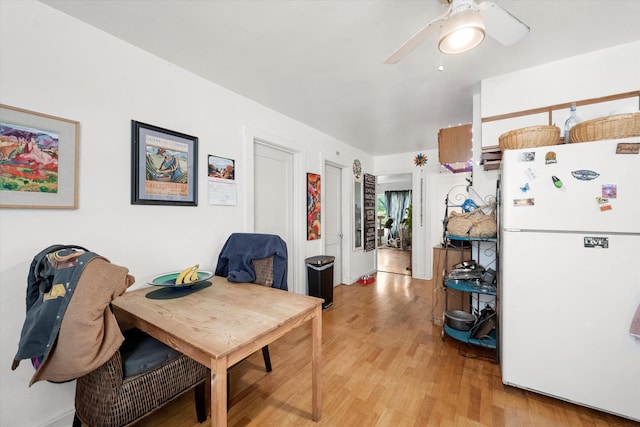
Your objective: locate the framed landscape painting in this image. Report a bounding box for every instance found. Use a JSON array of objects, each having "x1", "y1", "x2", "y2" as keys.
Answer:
[{"x1": 0, "y1": 104, "x2": 79, "y2": 209}]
